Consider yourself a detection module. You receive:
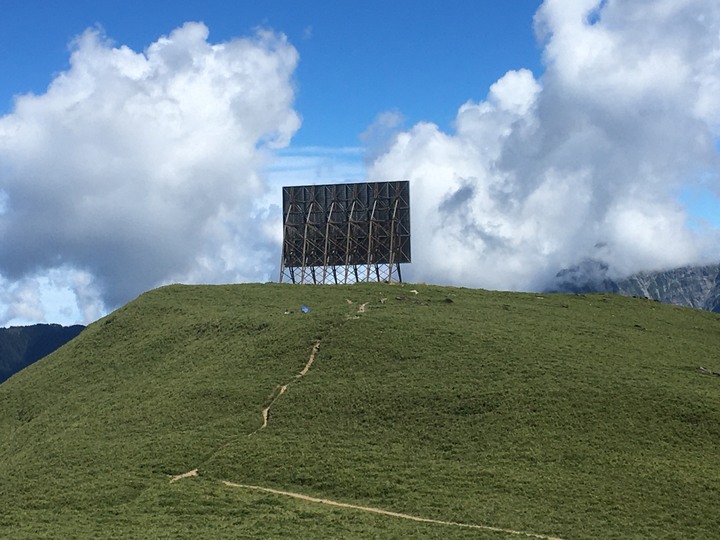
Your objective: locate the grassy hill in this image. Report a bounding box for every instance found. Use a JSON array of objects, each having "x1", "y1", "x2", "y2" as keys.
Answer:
[{"x1": 1, "y1": 283, "x2": 719, "y2": 539}]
